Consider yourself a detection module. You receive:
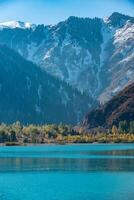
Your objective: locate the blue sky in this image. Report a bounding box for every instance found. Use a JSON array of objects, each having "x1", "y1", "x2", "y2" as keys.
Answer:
[{"x1": 0, "y1": 0, "x2": 133, "y2": 25}]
